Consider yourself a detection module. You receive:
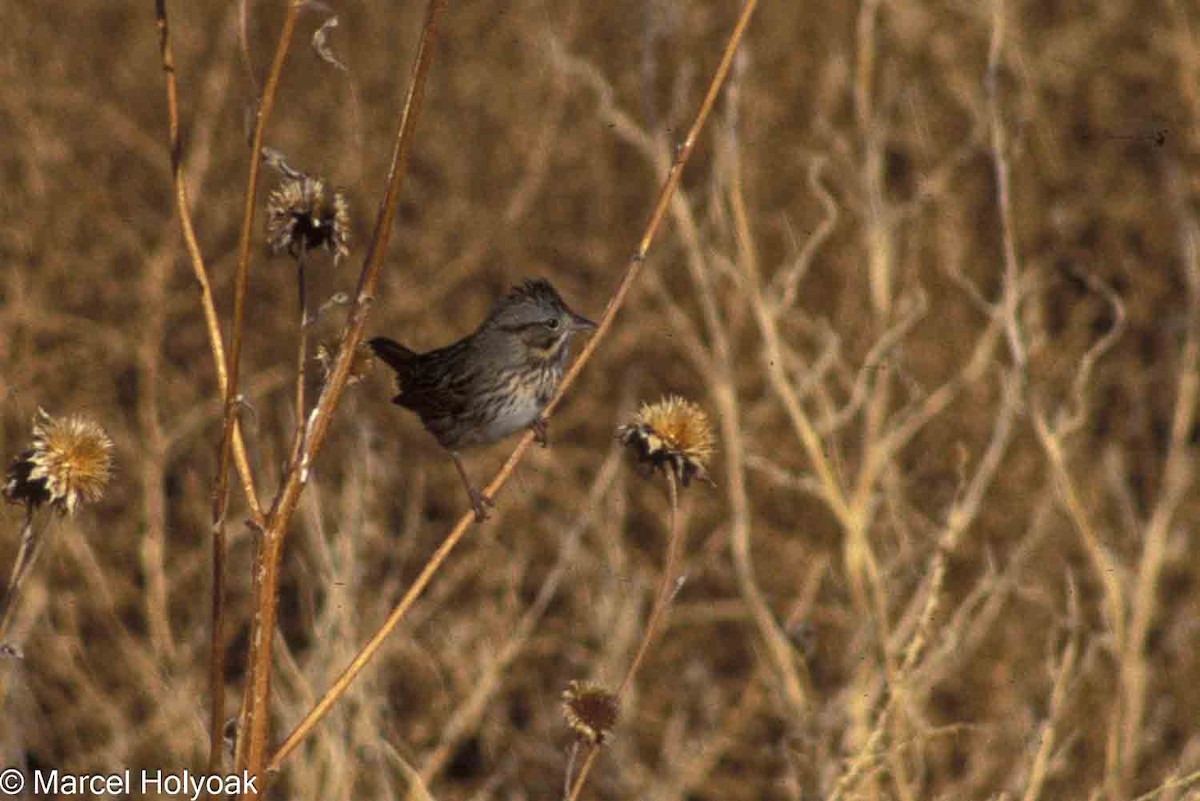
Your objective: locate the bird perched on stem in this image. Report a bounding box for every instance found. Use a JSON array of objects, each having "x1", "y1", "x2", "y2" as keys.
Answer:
[{"x1": 370, "y1": 279, "x2": 596, "y2": 521}]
